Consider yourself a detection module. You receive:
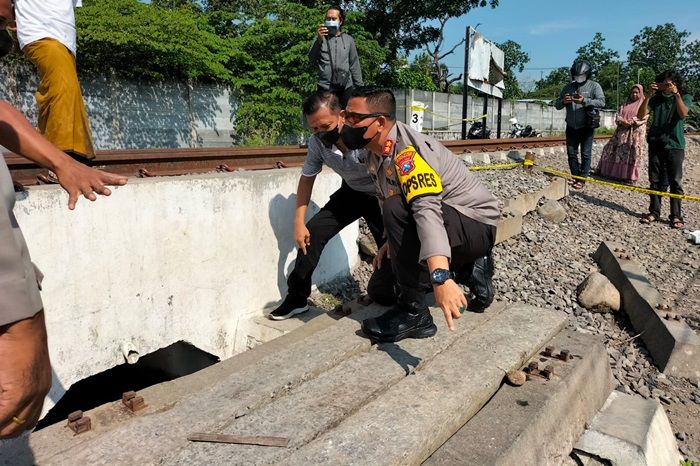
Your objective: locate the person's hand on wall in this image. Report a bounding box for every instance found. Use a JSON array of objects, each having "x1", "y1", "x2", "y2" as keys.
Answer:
[
  {"x1": 0, "y1": 311, "x2": 52, "y2": 439},
  {"x1": 53, "y1": 158, "x2": 127, "y2": 210}
]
